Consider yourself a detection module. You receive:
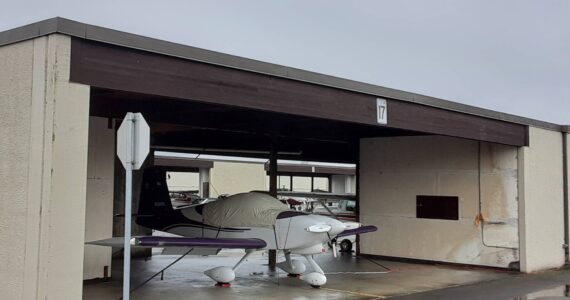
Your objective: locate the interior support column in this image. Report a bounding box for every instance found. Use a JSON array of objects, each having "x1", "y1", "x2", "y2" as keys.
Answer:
[
  {"x1": 199, "y1": 167, "x2": 211, "y2": 198},
  {"x1": 268, "y1": 138, "x2": 278, "y2": 268}
]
